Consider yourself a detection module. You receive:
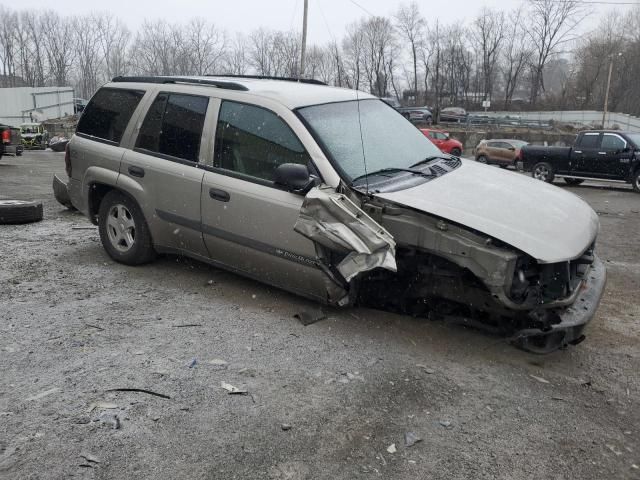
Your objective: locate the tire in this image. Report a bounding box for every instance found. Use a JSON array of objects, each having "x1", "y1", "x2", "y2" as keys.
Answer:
[
  {"x1": 633, "y1": 170, "x2": 640, "y2": 193},
  {"x1": 563, "y1": 178, "x2": 584, "y2": 186},
  {"x1": 532, "y1": 162, "x2": 555, "y2": 183},
  {"x1": 0, "y1": 200, "x2": 43, "y2": 224},
  {"x1": 16, "y1": 150, "x2": 22, "y2": 157},
  {"x1": 450, "y1": 148, "x2": 462, "y2": 157},
  {"x1": 98, "y1": 190, "x2": 155, "y2": 265},
  {"x1": 425, "y1": 116, "x2": 433, "y2": 125},
  {"x1": 476, "y1": 155, "x2": 488, "y2": 164}
]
